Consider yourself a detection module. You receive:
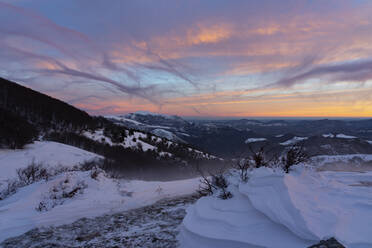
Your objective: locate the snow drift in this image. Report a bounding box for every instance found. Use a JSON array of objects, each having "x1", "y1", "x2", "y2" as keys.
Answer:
[{"x1": 180, "y1": 166, "x2": 372, "y2": 248}]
